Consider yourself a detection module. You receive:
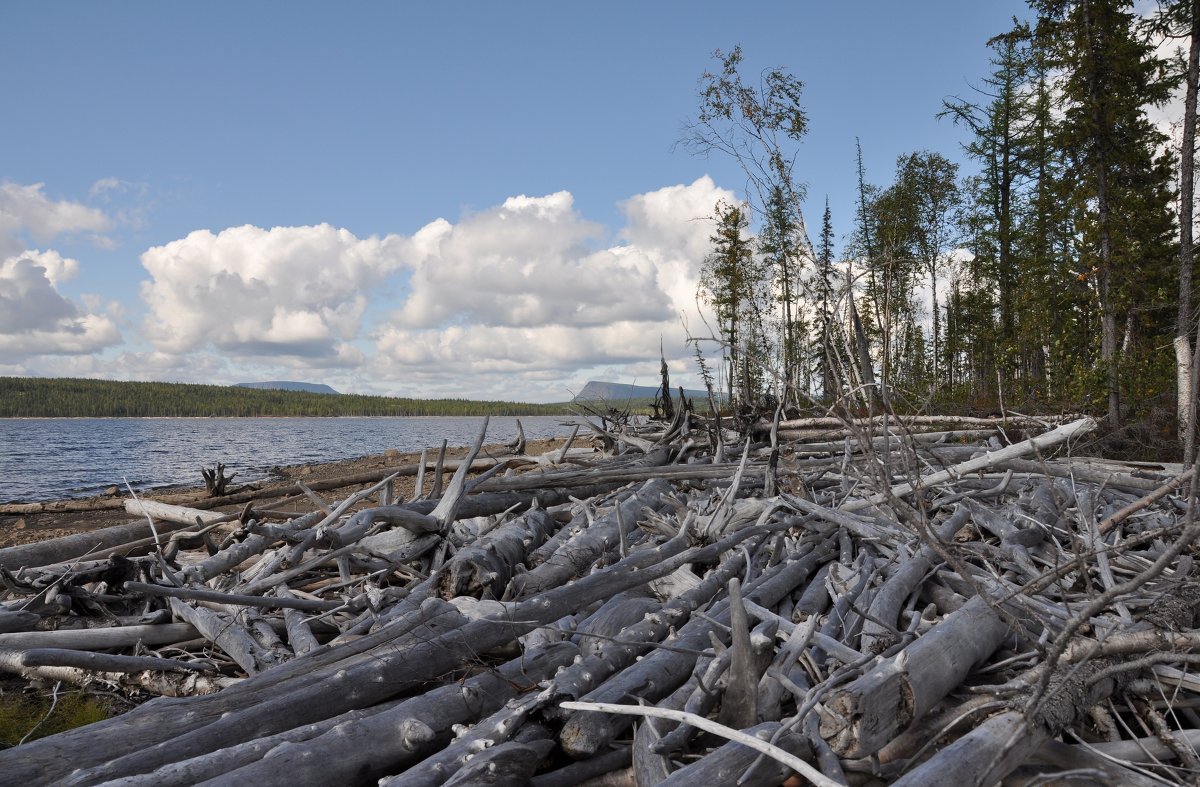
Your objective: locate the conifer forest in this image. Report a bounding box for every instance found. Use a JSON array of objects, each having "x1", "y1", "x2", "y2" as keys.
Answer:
[{"x1": 691, "y1": 0, "x2": 1200, "y2": 463}]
